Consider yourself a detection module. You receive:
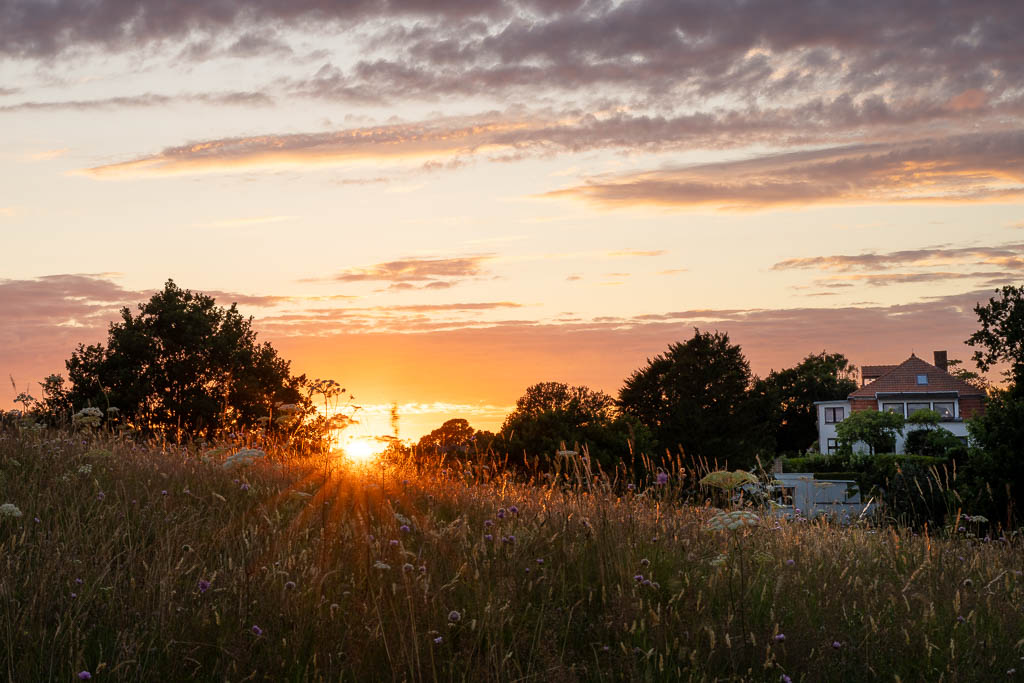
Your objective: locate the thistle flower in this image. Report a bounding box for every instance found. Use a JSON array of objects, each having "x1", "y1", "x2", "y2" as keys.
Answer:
[
  {"x1": 774, "y1": 634, "x2": 786, "y2": 642},
  {"x1": 78, "y1": 672, "x2": 92, "y2": 680},
  {"x1": 656, "y1": 471, "x2": 669, "y2": 486},
  {"x1": 448, "y1": 610, "x2": 461, "y2": 623},
  {"x1": 497, "y1": 508, "x2": 507, "y2": 519},
  {"x1": 198, "y1": 579, "x2": 210, "y2": 593},
  {"x1": 284, "y1": 581, "x2": 296, "y2": 590},
  {"x1": 399, "y1": 525, "x2": 410, "y2": 533},
  {"x1": 483, "y1": 519, "x2": 493, "y2": 527},
  {"x1": 389, "y1": 539, "x2": 399, "y2": 547},
  {"x1": 252, "y1": 625, "x2": 263, "y2": 636},
  {"x1": 484, "y1": 534, "x2": 493, "y2": 542},
  {"x1": 640, "y1": 558, "x2": 650, "y2": 567},
  {"x1": 509, "y1": 505, "x2": 519, "y2": 515},
  {"x1": 832, "y1": 640, "x2": 842, "y2": 649}
]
